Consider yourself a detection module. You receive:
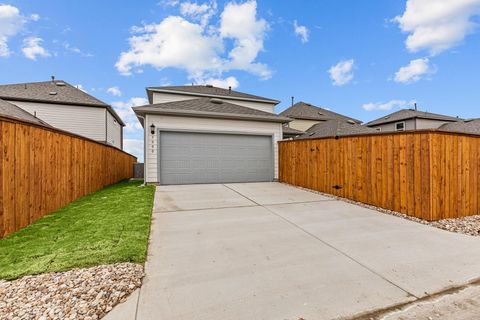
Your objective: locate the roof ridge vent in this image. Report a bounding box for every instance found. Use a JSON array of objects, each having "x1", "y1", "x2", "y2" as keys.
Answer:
[
  {"x1": 56, "y1": 81, "x2": 66, "y2": 86},
  {"x1": 49, "y1": 91, "x2": 57, "y2": 95},
  {"x1": 205, "y1": 84, "x2": 213, "y2": 88},
  {"x1": 464, "y1": 118, "x2": 474, "y2": 123},
  {"x1": 347, "y1": 120, "x2": 356, "y2": 124},
  {"x1": 210, "y1": 98, "x2": 223, "y2": 104}
]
